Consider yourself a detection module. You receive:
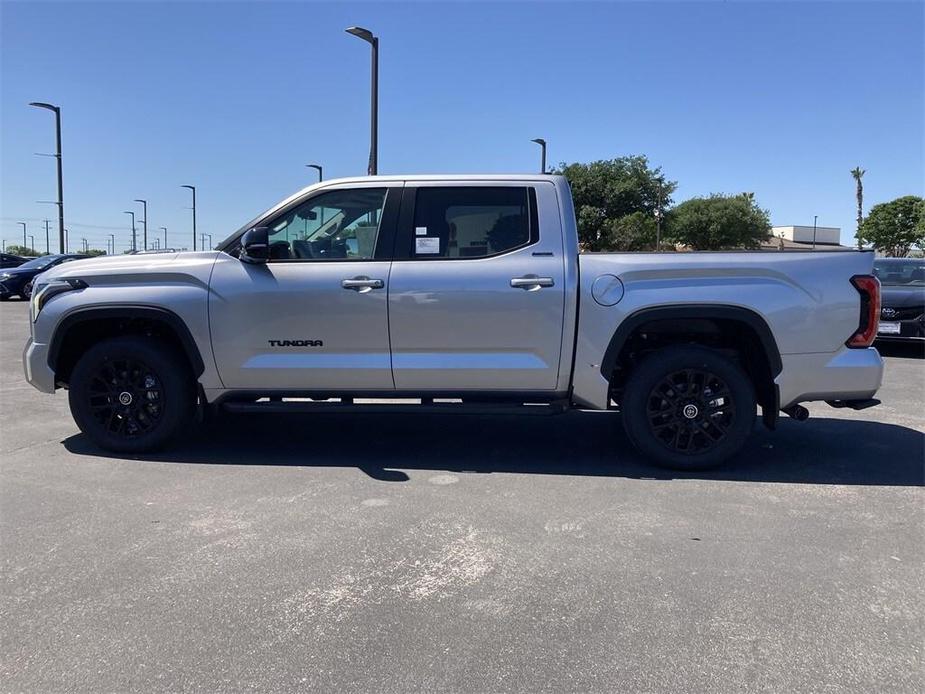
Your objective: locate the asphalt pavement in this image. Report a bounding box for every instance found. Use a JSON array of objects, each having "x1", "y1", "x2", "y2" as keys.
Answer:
[{"x1": 1, "y1": 299, "x2": 922, "y2": 693}]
